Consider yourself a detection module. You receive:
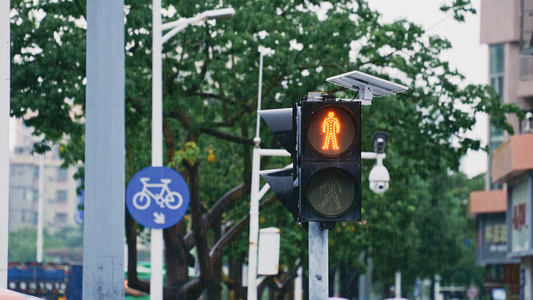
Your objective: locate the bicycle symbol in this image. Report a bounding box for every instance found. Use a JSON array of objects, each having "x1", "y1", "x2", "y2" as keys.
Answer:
[{"x1": 133, "y1": 177, "x2": 183, "y2": 210}]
